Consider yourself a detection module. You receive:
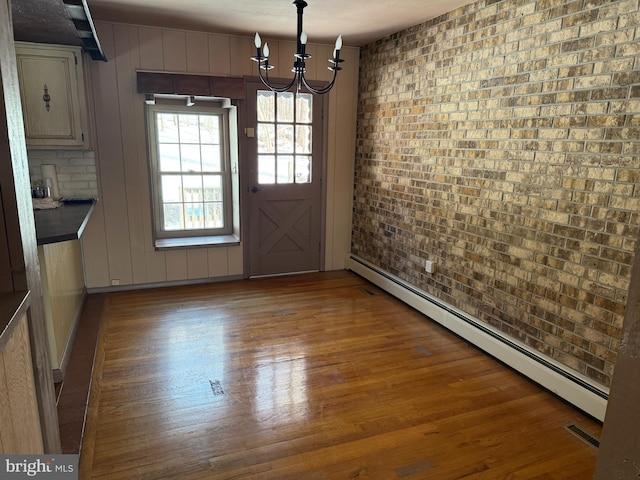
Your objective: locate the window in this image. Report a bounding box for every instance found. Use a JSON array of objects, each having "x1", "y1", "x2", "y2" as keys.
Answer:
[
  {"x1": 146, "y1": 102, "x2": 237, "y2": 248},
  {"x1": 256, "y1": 91, "x2": 313, "y2": 185}
]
